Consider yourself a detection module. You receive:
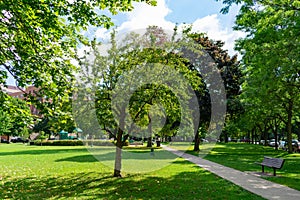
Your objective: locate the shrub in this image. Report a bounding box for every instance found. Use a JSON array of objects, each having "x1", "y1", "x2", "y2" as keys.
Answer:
[
  {"x1": 33, "y1": 140, "x2": 117, "y2": 146},
  {"x1": 83, "y1": 140, "x2": 115, "y2": 146},
  {"x1": 111, "y1": 140, "x2": 129, "y2": 146},
  {"x1": 33, "y1": 140, "x2": 84, "y2": 146}
]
